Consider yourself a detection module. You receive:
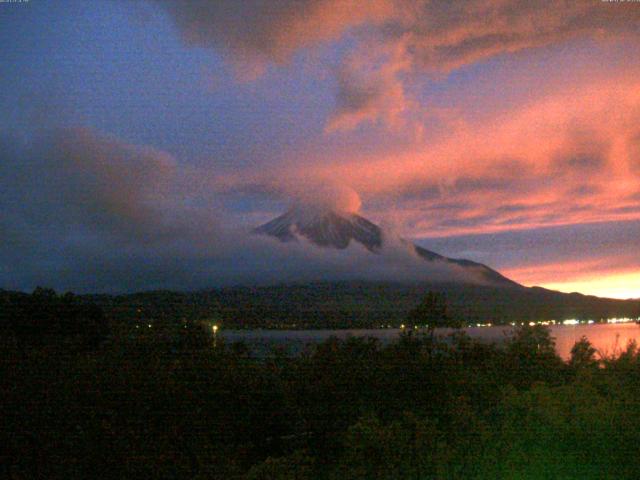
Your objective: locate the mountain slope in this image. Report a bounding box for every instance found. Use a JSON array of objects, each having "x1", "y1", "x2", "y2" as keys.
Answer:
[
  {"x1": 83, "y1": 282, "x2": 640, "y2": 329},
  {"x1": 254, "y1": 207, "x2": 519, "y2": 288}
]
